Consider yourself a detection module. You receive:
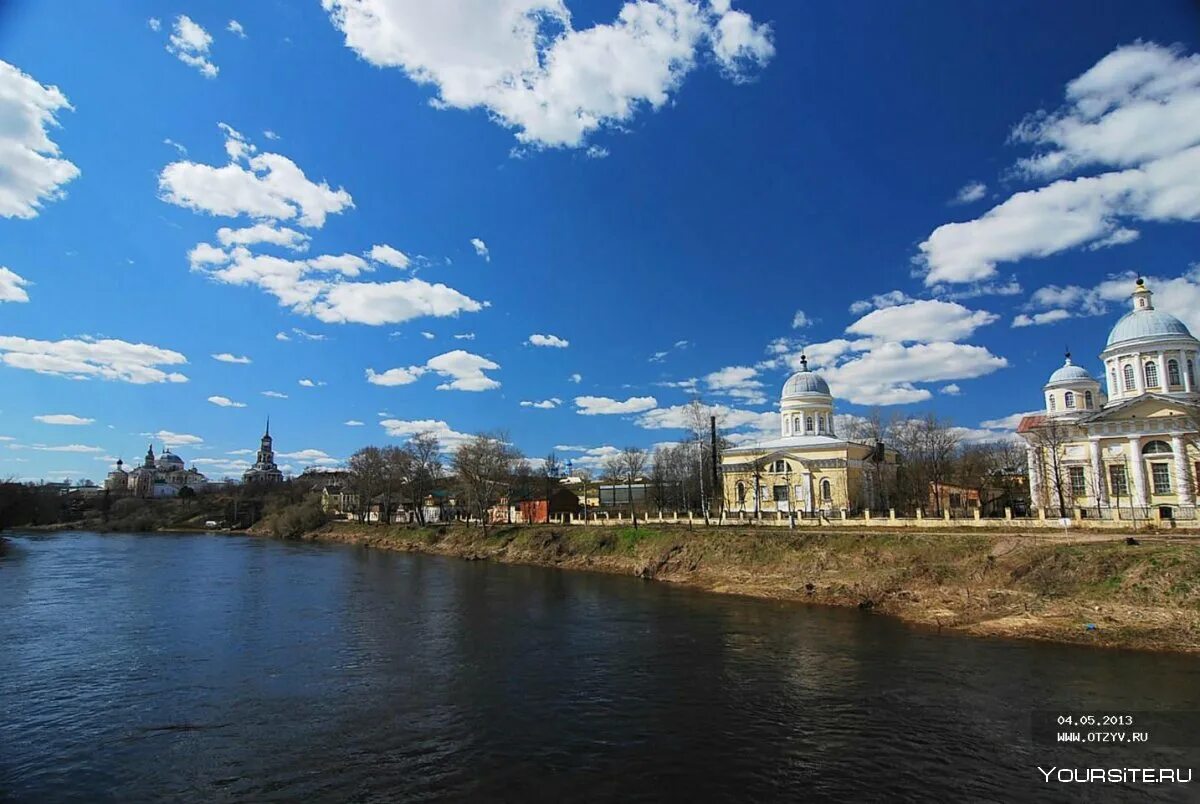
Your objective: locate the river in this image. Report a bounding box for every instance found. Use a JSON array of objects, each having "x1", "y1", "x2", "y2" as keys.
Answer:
[{"x1": 0, "y1": 531, "x2": 1196, "y2": 801}]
